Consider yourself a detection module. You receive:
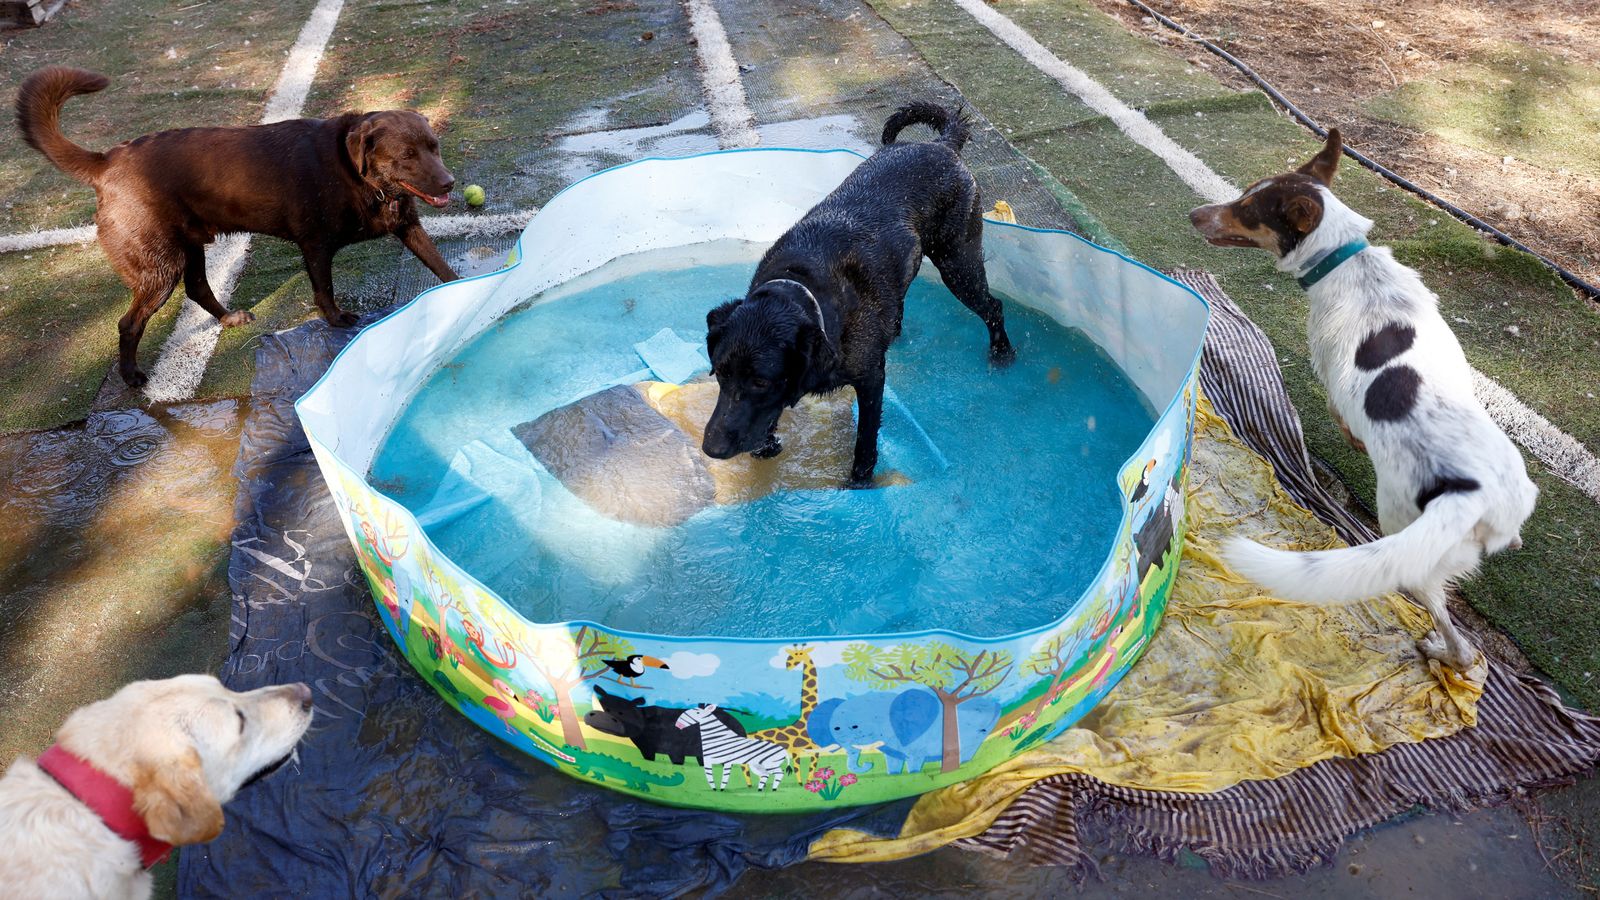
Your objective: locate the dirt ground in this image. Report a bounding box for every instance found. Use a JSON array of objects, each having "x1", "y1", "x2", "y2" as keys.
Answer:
[{"x1": 1088, "y1": 0, "x2": 1600, "y2": 294}]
